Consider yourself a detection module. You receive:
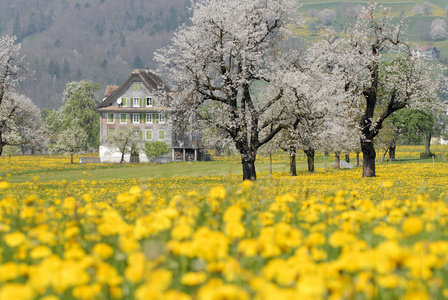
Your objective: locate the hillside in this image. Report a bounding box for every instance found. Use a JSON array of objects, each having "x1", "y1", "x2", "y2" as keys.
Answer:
[
  {"x1": 1, "y1": 0, "x2": 447, "y2": 109},
  {"x1": 0, "y1": 0, "x2": 189, "y2": 109}
]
